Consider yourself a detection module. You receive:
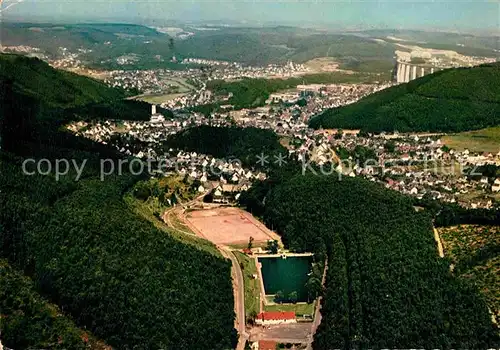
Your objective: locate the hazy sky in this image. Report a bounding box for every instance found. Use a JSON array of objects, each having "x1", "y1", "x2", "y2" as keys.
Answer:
[{"x1": 2, "y1": 0, "x2": 499, "y2": 31}]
